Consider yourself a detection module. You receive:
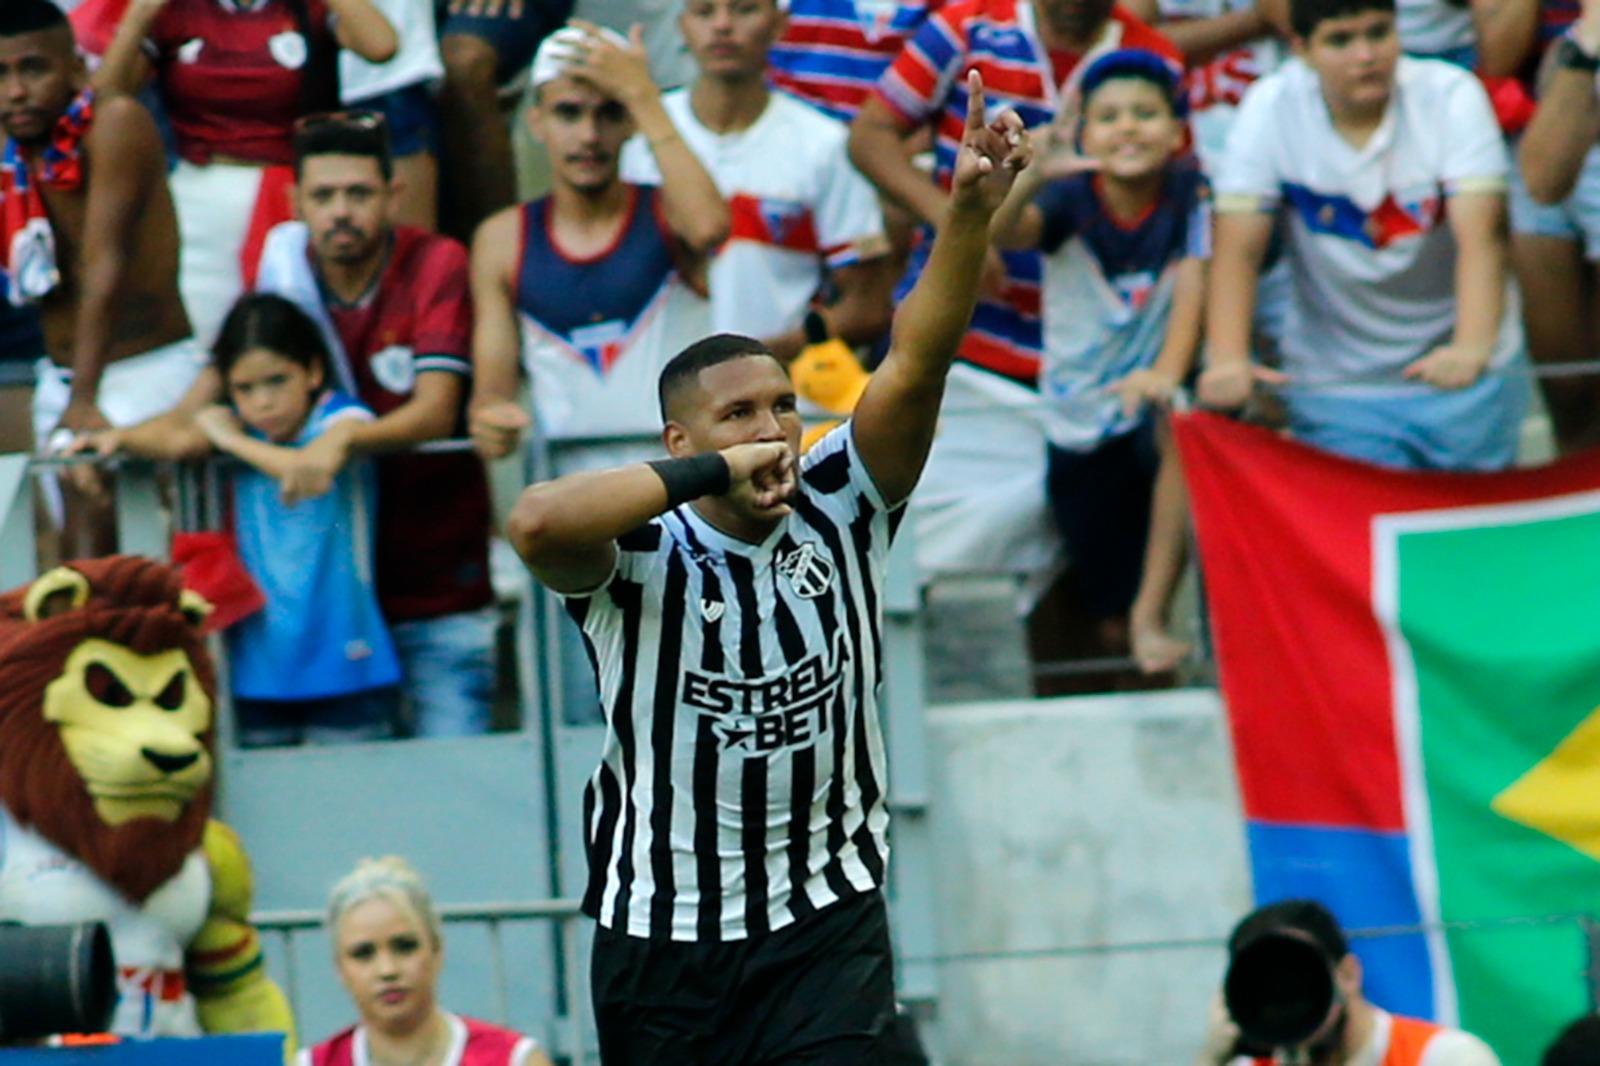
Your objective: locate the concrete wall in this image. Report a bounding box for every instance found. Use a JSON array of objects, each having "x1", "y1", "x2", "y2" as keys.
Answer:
[{"x1": 923, "y1": 688, "x2": 1252, "y2": 1066}]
